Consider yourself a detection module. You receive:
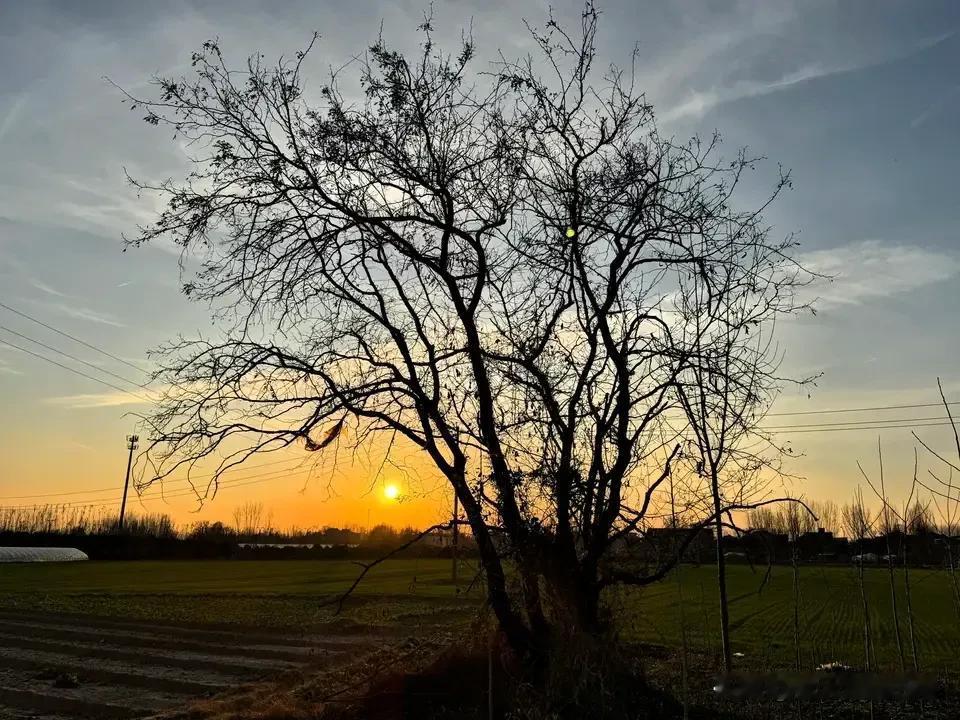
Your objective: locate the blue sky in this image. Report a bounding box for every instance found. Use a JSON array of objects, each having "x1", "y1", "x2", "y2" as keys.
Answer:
[{"x1": 1, "y1": 0, "x2": 958, "y2": 523}]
